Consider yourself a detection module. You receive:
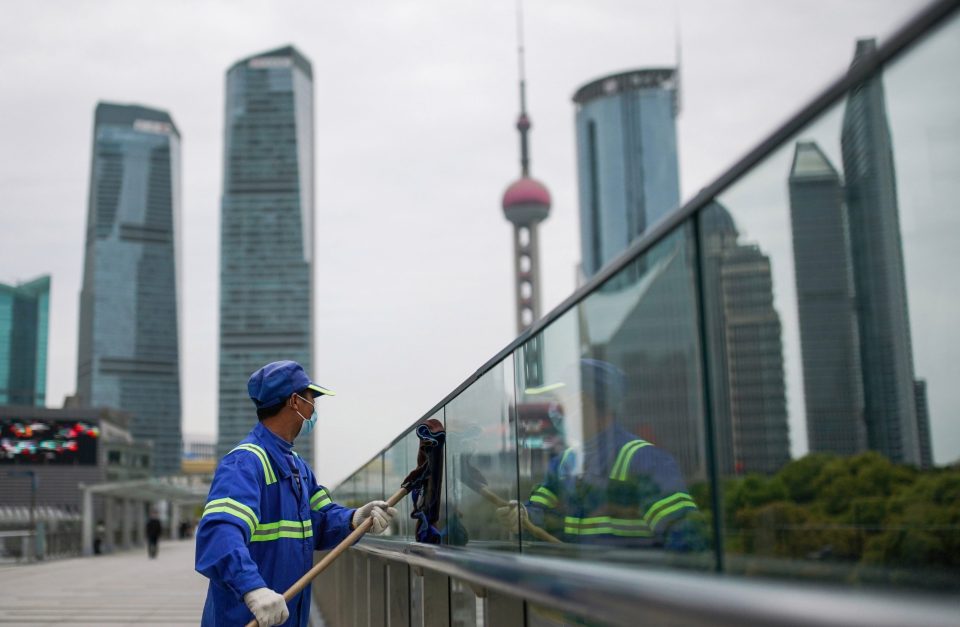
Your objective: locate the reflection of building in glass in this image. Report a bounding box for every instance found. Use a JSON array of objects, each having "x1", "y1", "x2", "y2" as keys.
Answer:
[
  {"x1": 573, "y1": 69, "x2": 680, "y2": 279},
  {"x1": 0, "y1": 276, "x2": 49, "y2": 406},
  {"x1": 218, "y1": 46, "x2": 315, "y2": 464},
  {"x1": 76, "y1": 103, "x2": 182, "y2": 476},
  {"x1": 842, "y1": 39, "x2": 926, "y2": 466},
  {"x1": 788, "y1": 142, "x2": 867, "y2": 456},
  {"x1": 701, "y1": 204, "x2": 790, "y2": 475},
  {"x1": 913, "y1": 379, "x2": 932, "y2": 469},
  {"x1": 580, "y1": 240, "x2": 706, "y2": 481}
]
